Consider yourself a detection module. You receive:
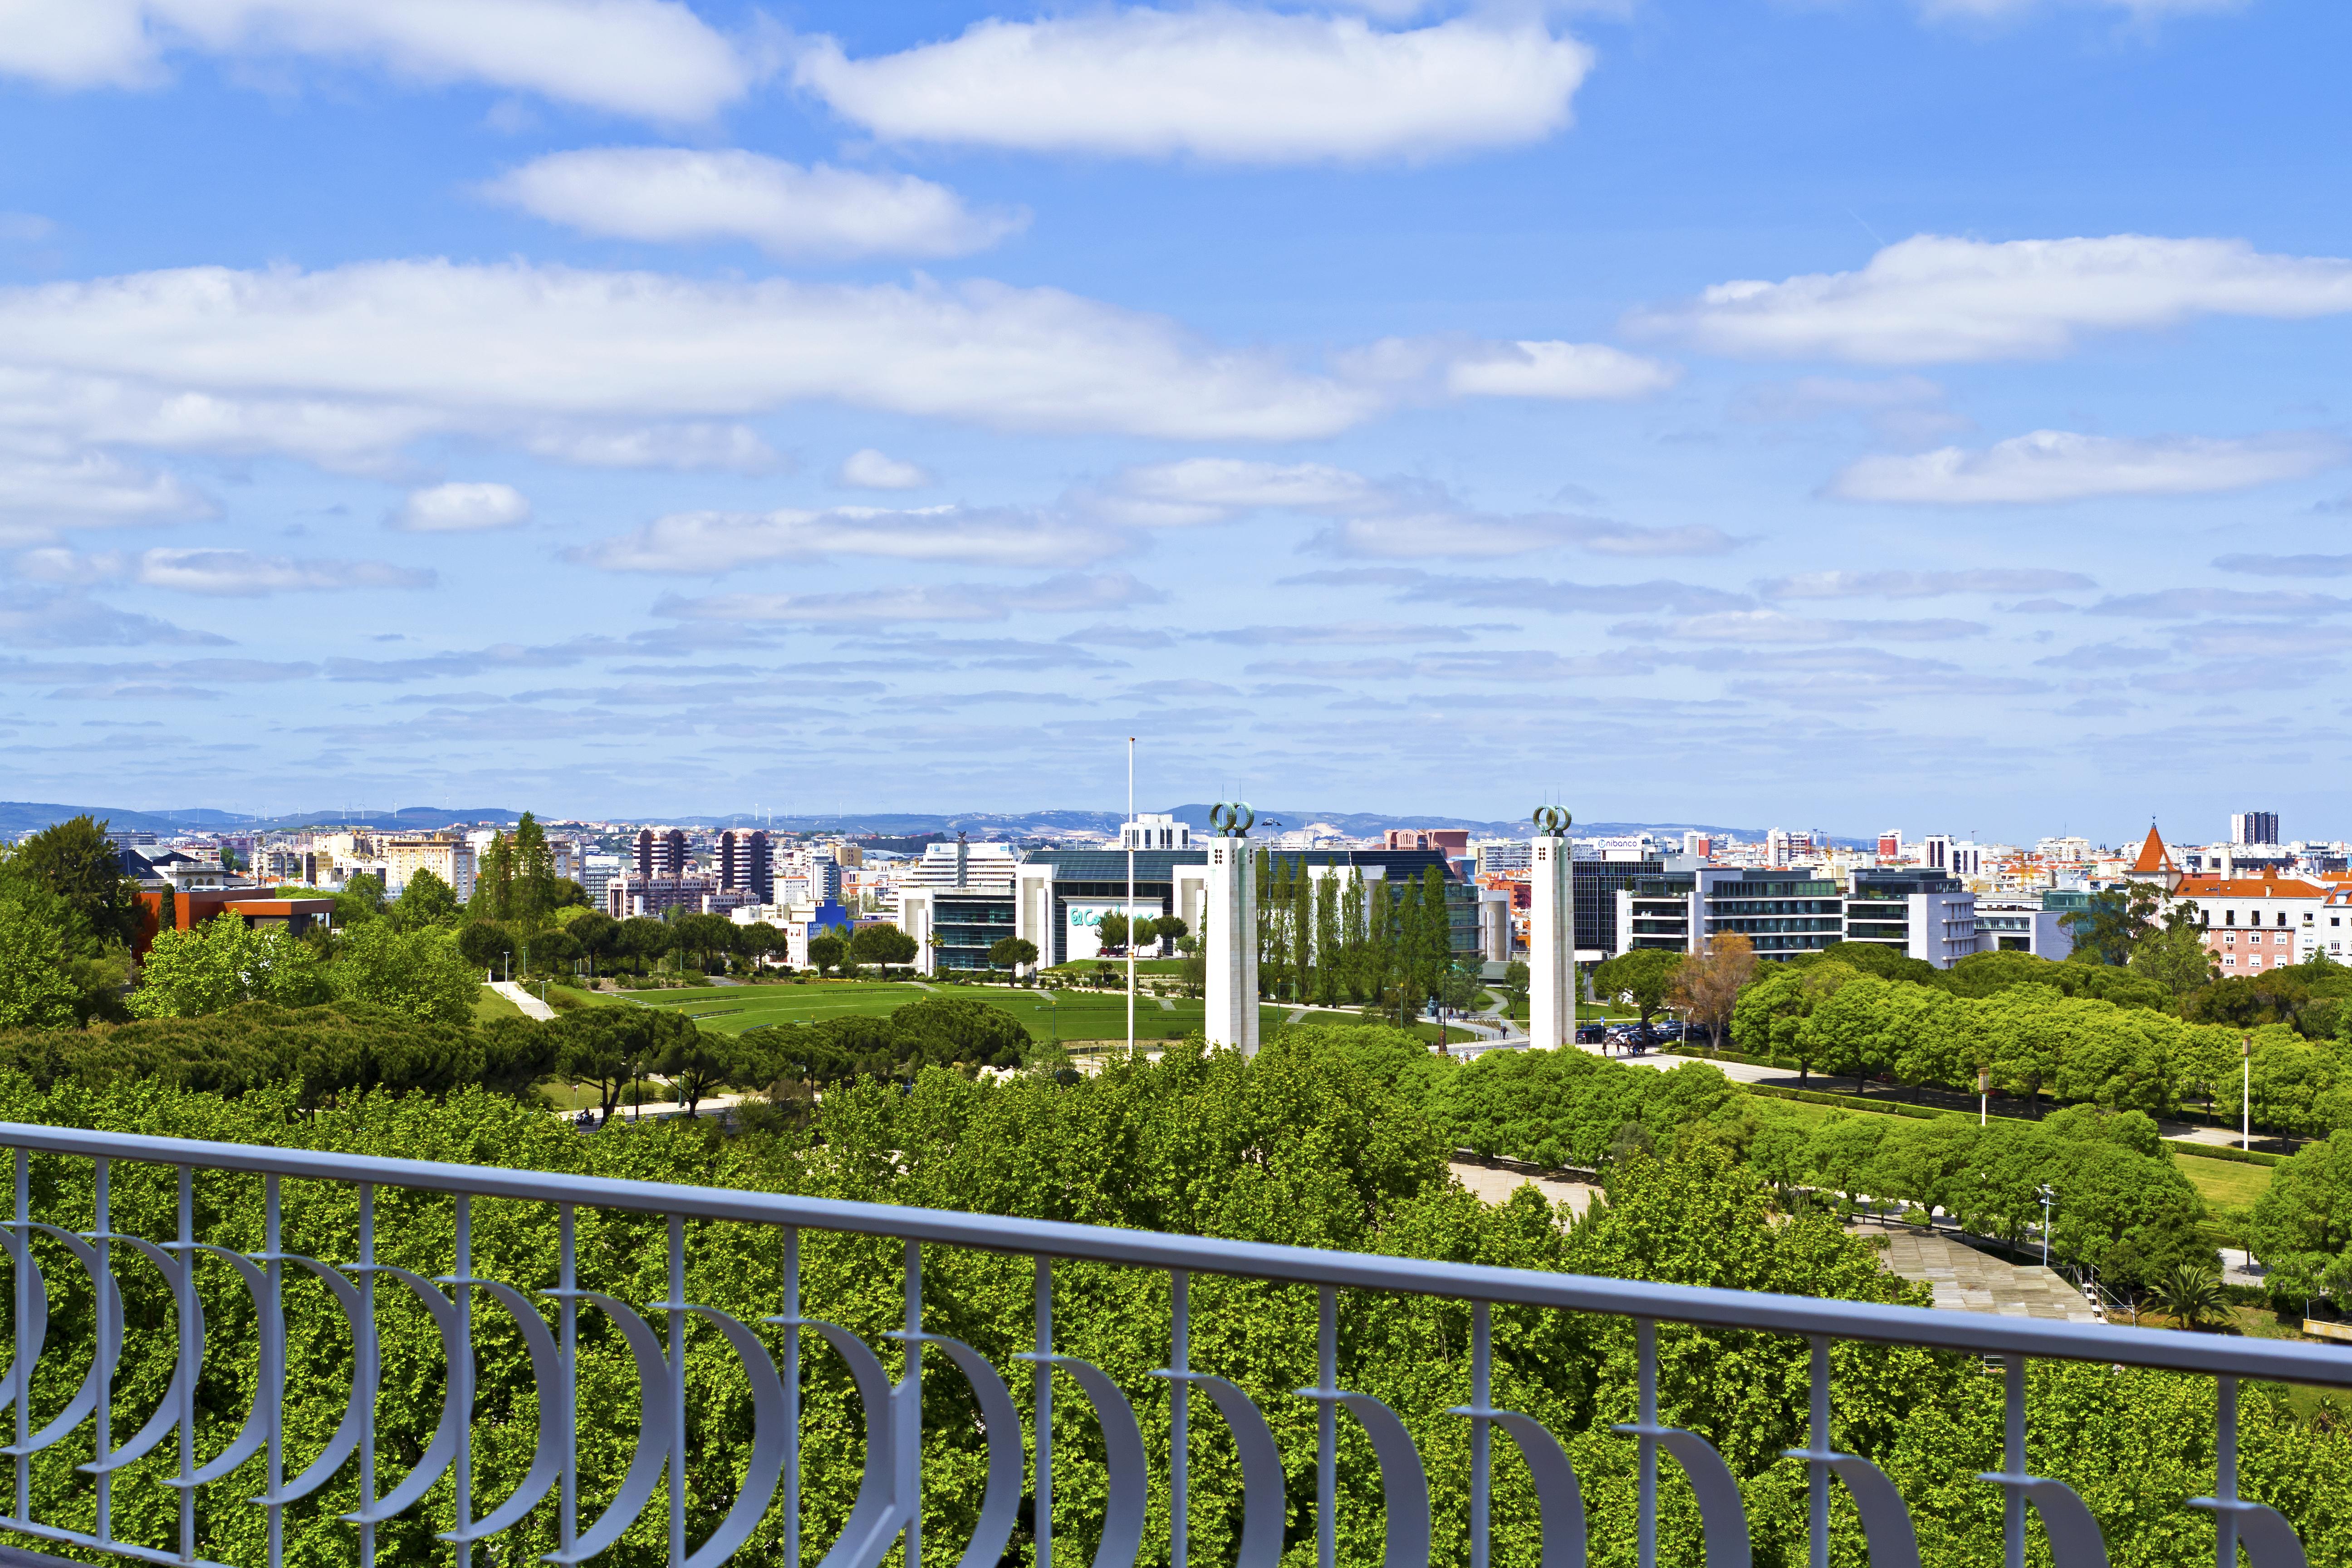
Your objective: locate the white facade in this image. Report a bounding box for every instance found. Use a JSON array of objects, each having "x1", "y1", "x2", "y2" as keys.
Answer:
[
  {"x1": 380, "y1": 835, "x2": 478, "y2": 902},
  {"x1": 1121, "y1": 813, "x2": 1191, "y2": 850},
  {"x1": 1204, "y1": 838, "x2": 1259, "y2": 1057},
  {"x1": 1528, "y1": 834, "x2": 1571, "y2": 1048},
  {"x1": 1971, "y1": 900, "x2": 2074, "y2": 960}
]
